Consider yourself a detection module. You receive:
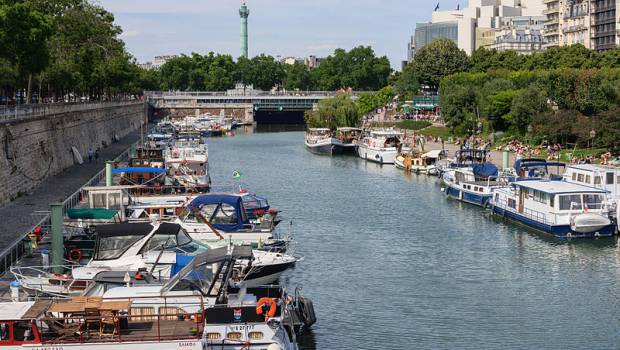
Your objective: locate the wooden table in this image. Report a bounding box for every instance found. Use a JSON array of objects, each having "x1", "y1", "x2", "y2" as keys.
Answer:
[{"x1": 99, "y1": 301, "x2": 131, "y2": 312}]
